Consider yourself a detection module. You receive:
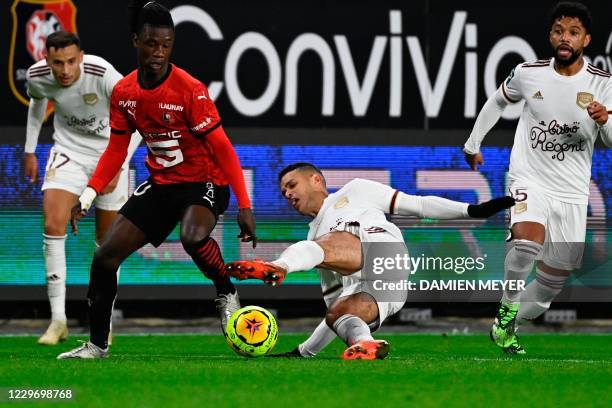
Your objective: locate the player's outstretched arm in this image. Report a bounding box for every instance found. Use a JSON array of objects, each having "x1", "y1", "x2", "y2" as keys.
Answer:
[
  {"x1": 394, "y1": 193, "x2": 514, "y2": 220},
  {"x1": 463, "y1": 87, "x2": 510, "y2": 170},
  {"x1": 206, "y1": 126, "x2": 257, "y2": 248}
]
